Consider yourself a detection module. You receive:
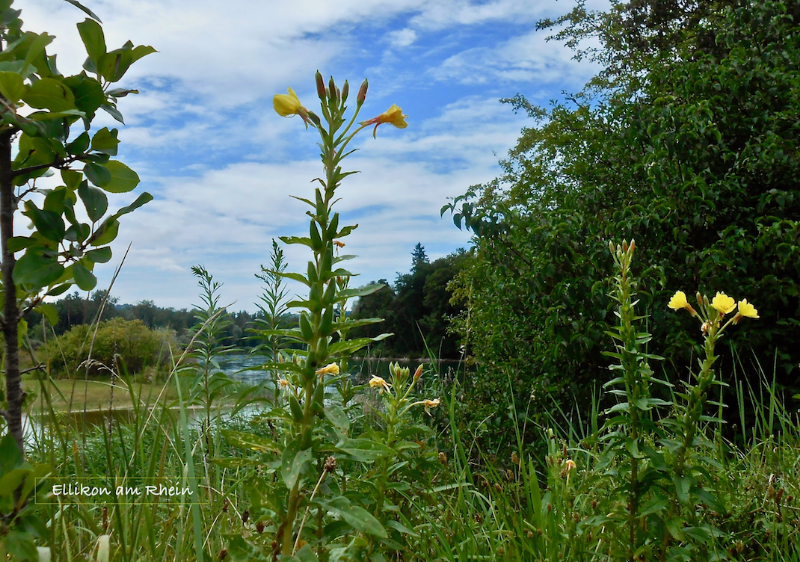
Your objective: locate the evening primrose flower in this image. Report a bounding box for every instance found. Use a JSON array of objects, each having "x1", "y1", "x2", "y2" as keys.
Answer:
[
  {"x1": 273, "y1": 88, "x2": 313, "y2": 127},
  {"x1": 668, "y1": 290, "x2": 698, "y2": 316},
  {"x1": 422, "y1": 398, "x2": 440, "y2": 415},
  {"x1": 565, "y1": 459, "x2": 576, "y2": 471},
  {"x1": 733, "y1": 299, "x2": 759, "y2": 323},
  {"x1": 360, "y1": 104, "x2": 408, "y2": 138},
  {"x1": 711, "y1": 292, "x2": 736, "y2": 315},
  {"x1": 277, "y1": 379, "x2": 291, "y2": 389},
  {"x1": 316, "y1": 363, "x2": 340, "y2": 378},
  {"x1": 369, "y1": 375, "x2": 392, "y2": 393}
]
